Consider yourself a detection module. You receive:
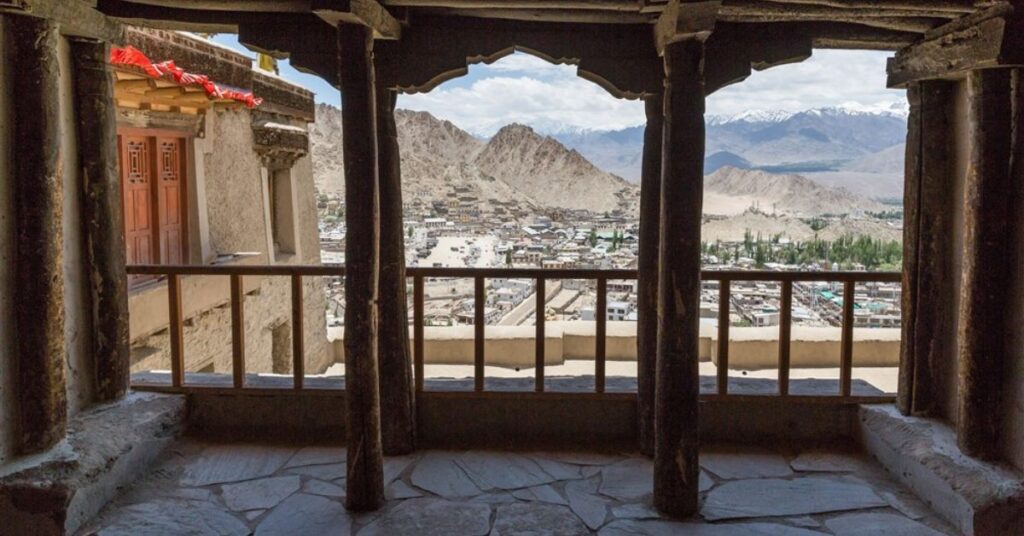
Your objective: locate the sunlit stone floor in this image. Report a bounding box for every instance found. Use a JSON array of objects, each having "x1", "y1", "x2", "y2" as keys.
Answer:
[{"x1": 80, "y1": 441, "x2": 958, "y2": 535}]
